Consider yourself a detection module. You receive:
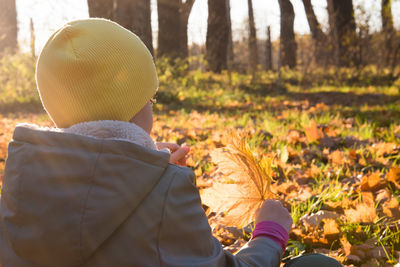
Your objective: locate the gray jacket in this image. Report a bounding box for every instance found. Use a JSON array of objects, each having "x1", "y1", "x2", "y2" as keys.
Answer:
[{"x1": 0, "y1": 122, "x2": 282, "y2": 267}]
